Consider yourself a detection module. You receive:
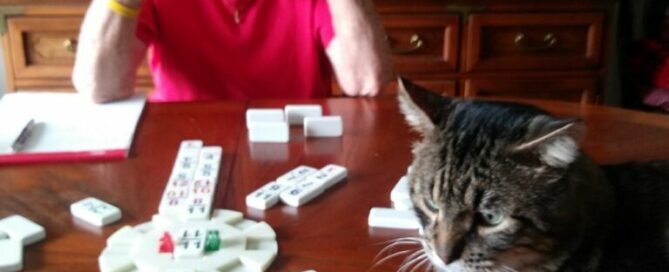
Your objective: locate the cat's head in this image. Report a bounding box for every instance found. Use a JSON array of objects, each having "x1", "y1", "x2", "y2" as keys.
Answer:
[{"x1": 397, "y1": 77, "x2": 586, "y2": 271}]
